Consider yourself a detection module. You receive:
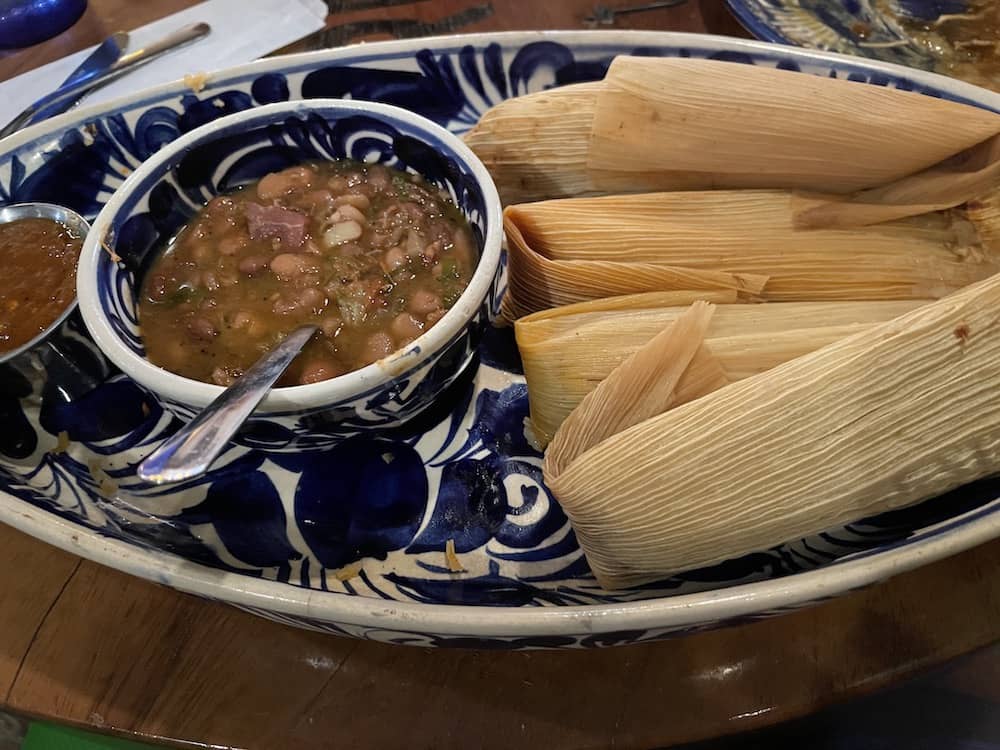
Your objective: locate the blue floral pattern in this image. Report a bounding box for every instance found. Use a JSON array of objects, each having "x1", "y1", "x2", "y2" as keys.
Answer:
[
  {"x1": 1, "y1": 32, "x2": 999, "y2": 648},
  {"x1": 725, "y1": 0, "x2": 993, "y2": 77}
]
